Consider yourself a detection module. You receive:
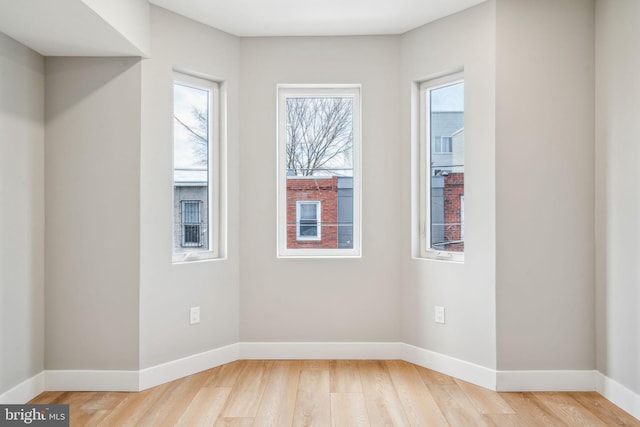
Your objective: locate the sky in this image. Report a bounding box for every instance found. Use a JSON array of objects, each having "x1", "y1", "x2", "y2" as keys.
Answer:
[
  {"x1": 173, "y1": 82, "x2": 209, "y2": 183},
  {"x1": 431, "y1": 81, "x2": 464, "y2": 112},
  {"x1": 172, "y1": 81, "x2": 462, "y2": 183}
]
